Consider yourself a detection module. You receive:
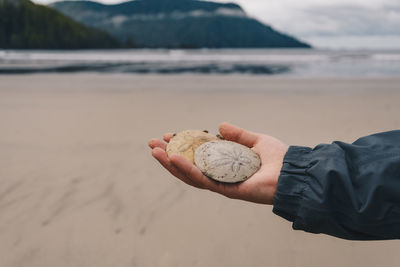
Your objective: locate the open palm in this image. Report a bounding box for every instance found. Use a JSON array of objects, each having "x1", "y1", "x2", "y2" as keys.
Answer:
[{"x1": 149, "y1": 122, "x2": 288, "y2": 204}]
